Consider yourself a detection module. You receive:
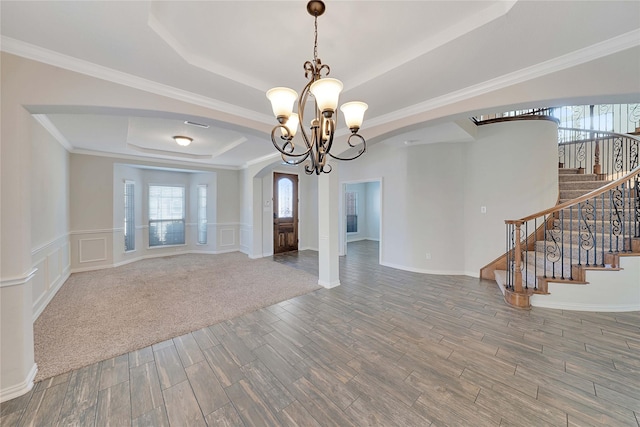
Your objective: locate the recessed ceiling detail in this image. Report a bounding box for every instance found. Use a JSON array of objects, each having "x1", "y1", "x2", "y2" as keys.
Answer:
[
  {"x1": 127, "y1": 143, "x2": 213, "y2": 160},
  {"x1": 2, "y1": 1, "x2": 638, "y2": 169}
]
